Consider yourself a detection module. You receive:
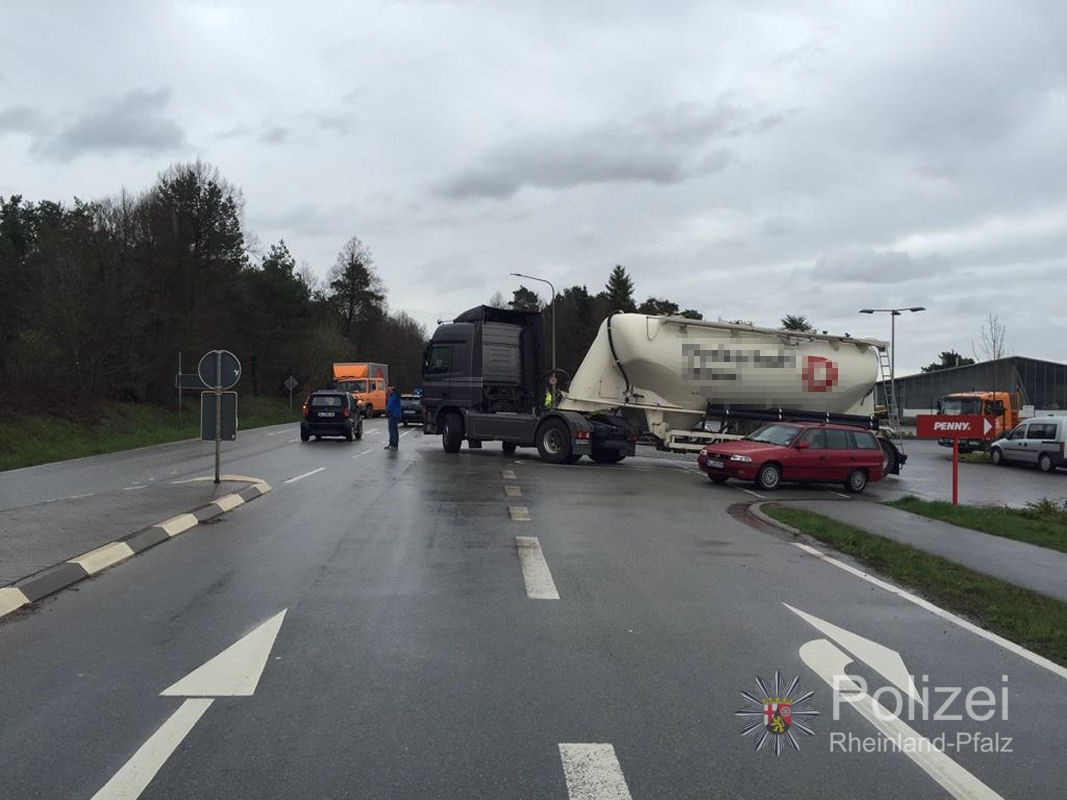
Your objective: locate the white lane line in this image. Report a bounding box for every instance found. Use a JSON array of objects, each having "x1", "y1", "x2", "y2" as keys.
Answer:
[
  {"x1": 515, "y1": 536, "x2": 560, "y2": 600},
  {"x1": 504, "y1": 486, "x2": 522, "y2": 497},
  {"x1": 267, "y1": 431, "x2": 286, "y2": 437},
  {"x1": 826, "y1": 490, "x2": 851, "y2": 499},
  {"x1": 284, "y1": 467, "x2": 326, "y2": 484},
  {"x1": 287, "y1": 438, "x2": 300, "y2": 444},
  {"x1": 508, "y1": 505, "x2": 531, "y2": 521},
  {"x1": 91, "y1": 698, "x2": 214, "y2": 800},
  {"x1": 122, "y1": 485, "x2": 147, "y2": 492},
  {"x1": 793, "y1": 542, "x2": 1067, "y2": 682},
  {"x1": 801, "y1": 640, "x2": 1003, "y2": 800},
  {"x1": 740, "y1": 488, "x2": 765, "y2": 499},
  {"x1": 558, "y1": 743, "x2": 633, "y2": 800},
  {"x1": 352, "y1": 449, "x2": 375, "y2": 459},
  {"x1": 502, "y1": 470, "x2": 517, "y2": 479},
  {"x1": 46, "y1": 492, "x2": 94, "y2": 503}
]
